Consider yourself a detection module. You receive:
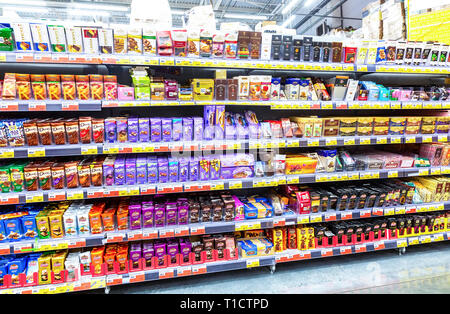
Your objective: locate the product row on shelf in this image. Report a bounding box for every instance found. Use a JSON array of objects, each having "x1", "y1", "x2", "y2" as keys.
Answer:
[
  {"x1": 1, "y1": 176, "x2": 449, "y2": 244},
  {"x1": 3, "y1": 71, "x2": 450, "y2": 103},
  {"x1": 1, "y1": 213, "x2": 449, "y2": 290},
  {"x1": 3, "y1": 110, "x2": 450, "y2": 148},
  {"x1": 0, "y1": 144, "x2": 449, "y2": 193},
  {"x1": 1, "y1": 23, "x2": 449, "y2": 67}
]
